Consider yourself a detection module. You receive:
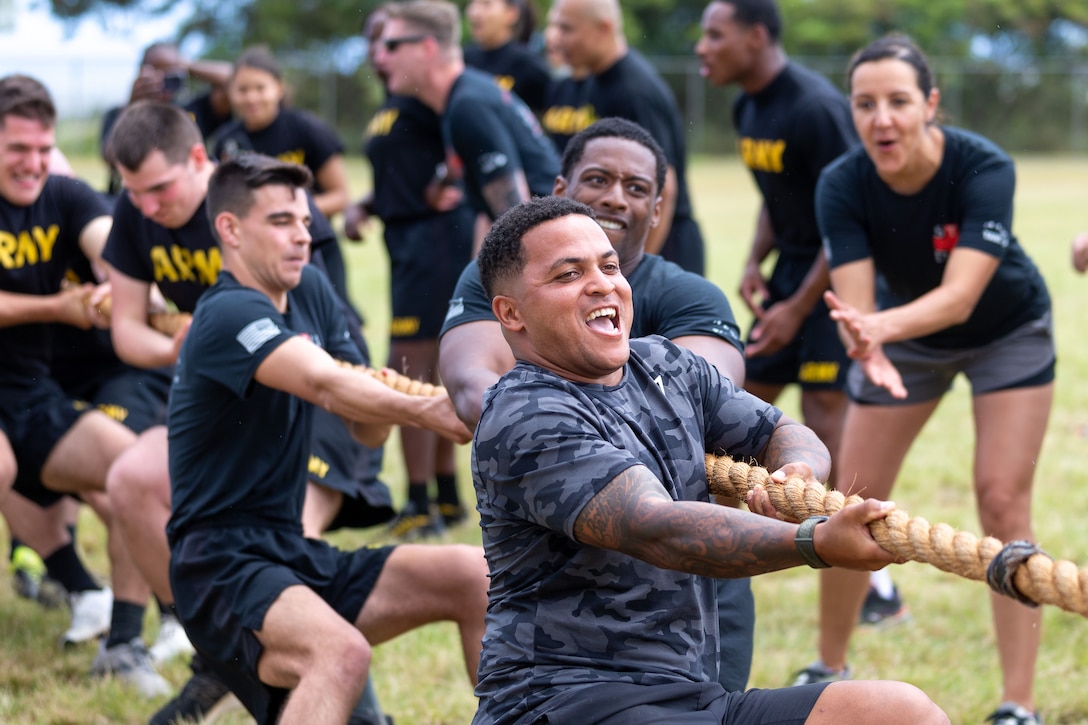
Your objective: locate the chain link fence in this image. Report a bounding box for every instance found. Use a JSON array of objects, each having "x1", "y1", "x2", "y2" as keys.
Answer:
[{"x1": 31, "y1": 54, "x2": 1088, "y2": 157}]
